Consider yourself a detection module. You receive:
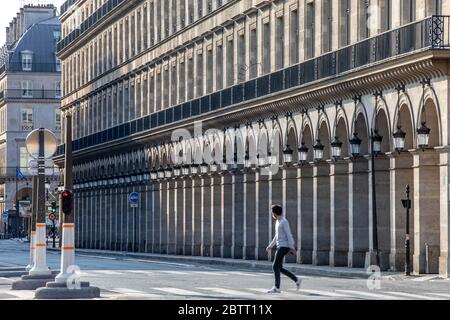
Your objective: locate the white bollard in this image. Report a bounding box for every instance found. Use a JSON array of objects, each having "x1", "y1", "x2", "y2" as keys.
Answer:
[
  {"x1": 25, "y1": 231, "x2": 36, "y2": 271},
  {"x1": 29, "y1": 223, "x2": 51, "y2": 276},
  {"x1": 55, "y1": 223, "x2": 76, "y2": 283}
]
